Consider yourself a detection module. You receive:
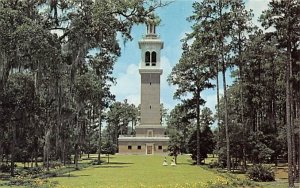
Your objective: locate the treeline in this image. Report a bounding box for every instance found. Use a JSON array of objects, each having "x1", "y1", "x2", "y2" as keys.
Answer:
[
  {"x1": 167, "y1": 0, "x2": 299, "y2": 186},
  {"x1": 0, "y1": 0, "x2": 167, "y2": 176}
]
